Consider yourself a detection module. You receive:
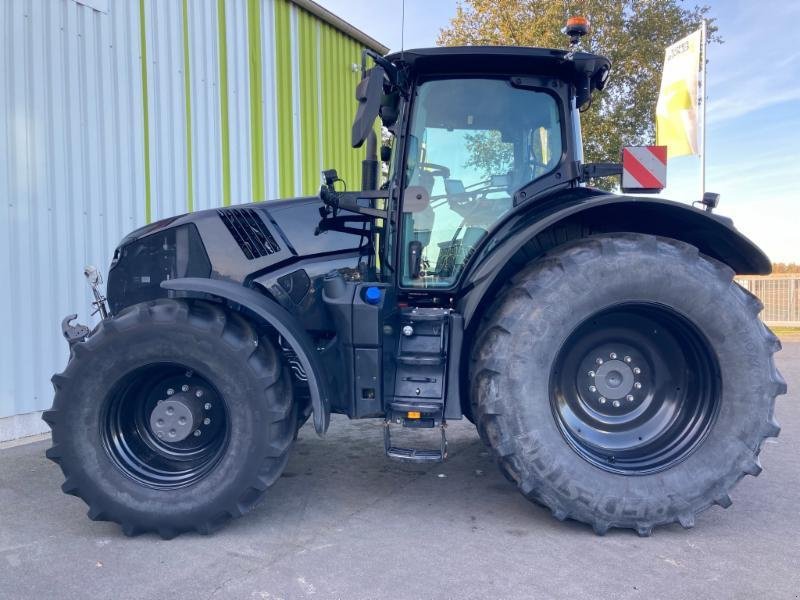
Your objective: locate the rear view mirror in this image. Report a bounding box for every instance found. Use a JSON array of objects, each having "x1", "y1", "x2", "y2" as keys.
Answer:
[
  {"x1": 621, "y1": 146, "x2": 667, "y2": 193},
  {"x1": 352, "y1": 67, "x2": 385, "y2": 148}
]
